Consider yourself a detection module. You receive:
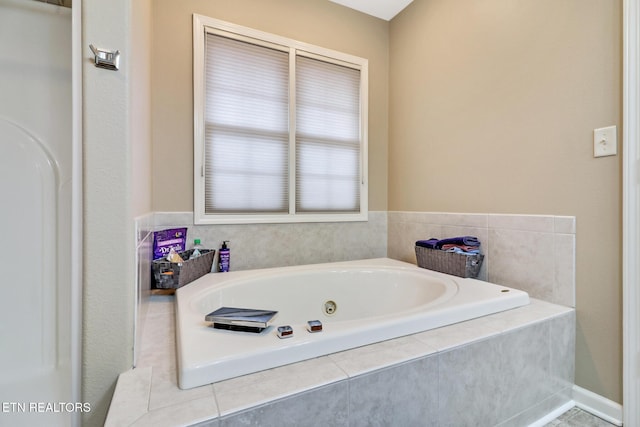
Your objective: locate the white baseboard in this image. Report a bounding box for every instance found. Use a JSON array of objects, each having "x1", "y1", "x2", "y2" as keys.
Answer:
[
  {"x1": 528, "y1": 400, "x2": 575, "y2": 427},
  {"x1": 573, "y1": 385, "x2": 623, "y2": 426}
]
